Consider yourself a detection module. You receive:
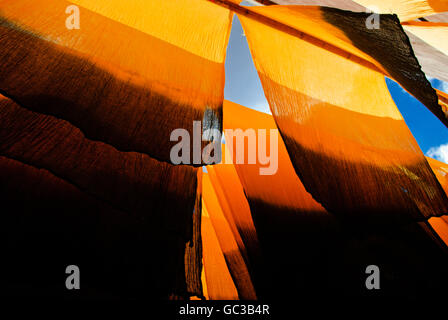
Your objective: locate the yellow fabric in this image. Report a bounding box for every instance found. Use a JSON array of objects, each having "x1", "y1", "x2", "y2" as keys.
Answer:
[
  {"x1": 238, "y1": 5, "x2": 387, "y2": 77},
  {"x1": 69, "y1": 0, "x2": 231, "y2": 62},
  {"x1": 353, "y1": 0, "x2": 448, "y2": 21},
  {"x1": 404, "y1": 22, "x2": 448, "y2": 57},
  {"x1": 0, "y1": 0, "x2": 233, "y2": 162},
  {"x1": 239, "y1": 9, "x2": 448, "y2": 219}
]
